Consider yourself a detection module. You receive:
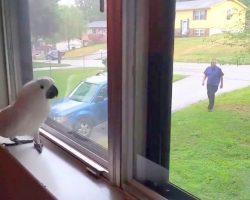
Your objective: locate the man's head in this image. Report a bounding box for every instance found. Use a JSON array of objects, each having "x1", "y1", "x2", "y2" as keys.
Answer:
[{"x1": 211, "y1": 59, "x2": 217, "y2": 67}]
